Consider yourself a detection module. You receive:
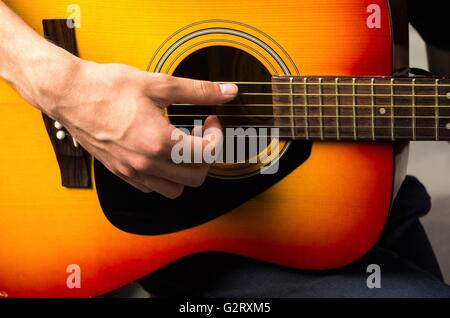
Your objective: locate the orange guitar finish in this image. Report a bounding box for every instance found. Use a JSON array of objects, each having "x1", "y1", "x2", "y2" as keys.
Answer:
[{"x1": 0, "y1": 0, "x2": 403, "y2": 297}]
